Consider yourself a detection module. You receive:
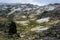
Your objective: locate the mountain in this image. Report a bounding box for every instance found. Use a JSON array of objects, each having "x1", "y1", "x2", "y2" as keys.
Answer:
[
  {"x1": 0, "y1": 3, "x2": 60, "y2": 20},
  {"x1": 0, "y1": 3, "x2": 39, "y2": 17},
  {"x1": 0, "y1": 3, "x2": 60, "y2": 40},
  {"x1": 0, "y1": 3, "x2": 39, "y2": 9},
  {"x1": 40, "y1": 3, "x2": 60, "y2": 20}
]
